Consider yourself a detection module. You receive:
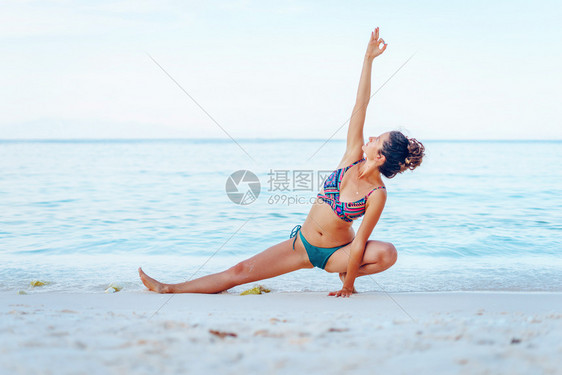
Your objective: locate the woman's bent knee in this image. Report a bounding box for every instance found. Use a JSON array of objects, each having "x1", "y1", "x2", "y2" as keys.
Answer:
[{"x1": 382, "y1": 242, "x2": 398, "y2": 267}]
